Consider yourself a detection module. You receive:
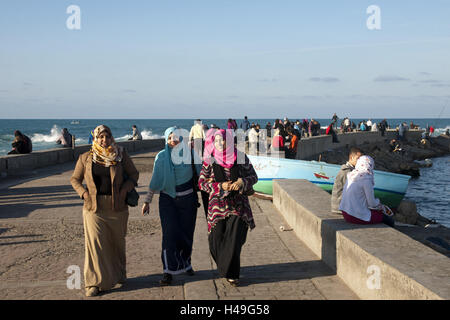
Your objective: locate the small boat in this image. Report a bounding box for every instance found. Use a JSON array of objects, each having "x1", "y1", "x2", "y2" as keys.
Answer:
[
  {"x1": 70, "y1": 120, "x2": 80, "y2": 125},
  {"x1": 248, "y1": 155, "x2": 411, "y2": 208}
]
